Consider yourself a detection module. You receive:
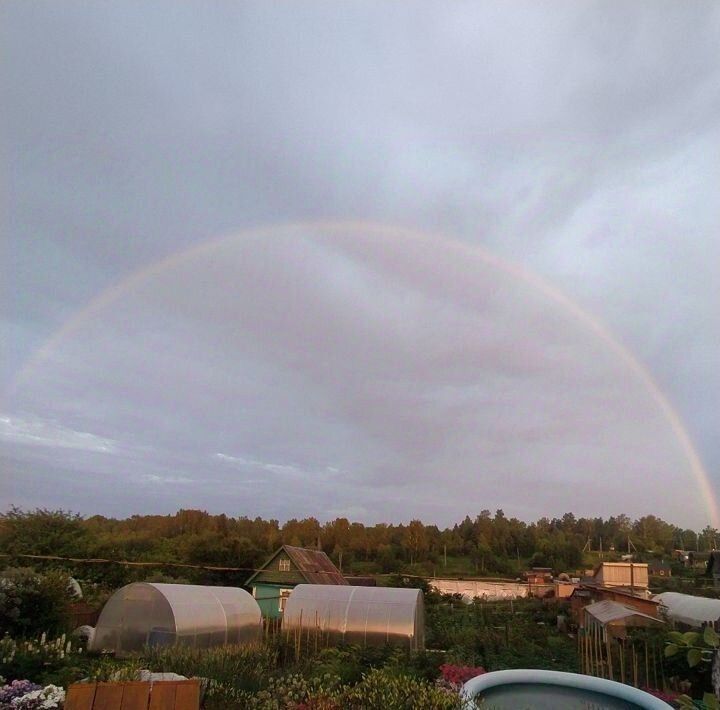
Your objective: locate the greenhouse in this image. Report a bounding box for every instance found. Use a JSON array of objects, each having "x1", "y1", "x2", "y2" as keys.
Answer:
[
  {"x1": 281, "y1": 584, "x2": 424, "y2": 651},
  {"x1": 90, "y1": 583, "x2": 262, "y2": 656},
  {"x1": 654, "y1": 592, "x2": 720, "y2": 629}
]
